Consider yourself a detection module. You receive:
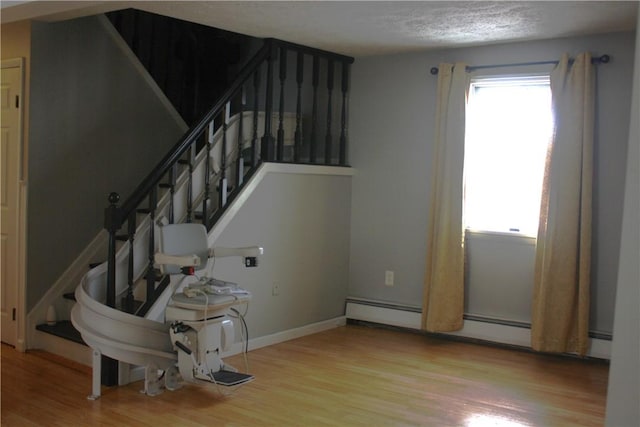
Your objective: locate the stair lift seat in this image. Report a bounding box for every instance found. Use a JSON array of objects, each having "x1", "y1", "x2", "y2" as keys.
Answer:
[{"x1": 156, "y1": 223, "x2": 260, "y2": 385}]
